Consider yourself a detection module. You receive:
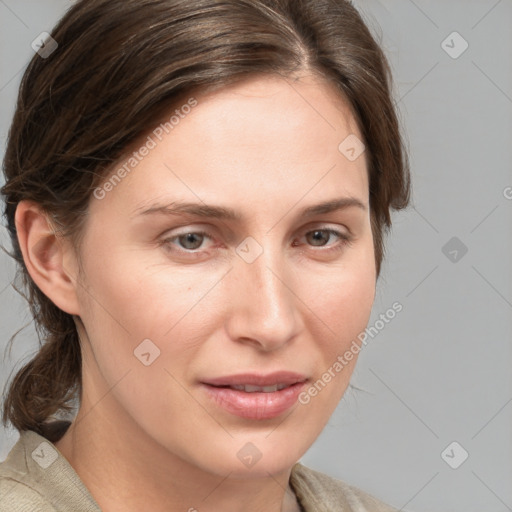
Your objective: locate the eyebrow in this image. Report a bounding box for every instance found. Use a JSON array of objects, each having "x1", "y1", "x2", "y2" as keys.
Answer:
[{"x1": 133, "y1": 196, "x2": 367, "y2": 222}]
